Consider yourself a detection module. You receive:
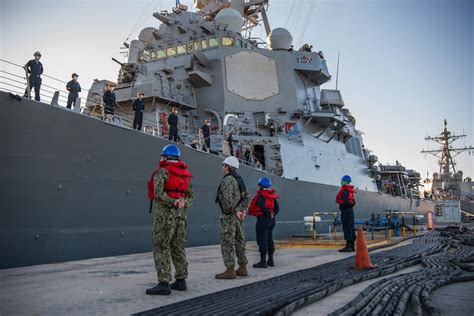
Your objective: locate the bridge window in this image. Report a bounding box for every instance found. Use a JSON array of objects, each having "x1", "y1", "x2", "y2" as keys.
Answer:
[
  {"x1": 157, "y1": 49, "x2": 166, "y2": 58},
  {"x1": 194, "y1": 41, "x2": 200, "y2": 50},
  {"x1": 201, "y1": 39, "x2": 208, "y2": 49},
  {"x1": 166, "y1": 47, "x2": 176, "y2": 56},
  {"x1": 236, "y1": 38, "x2": 243, "y2": 48},
  {"x1": 177, "y1": 45, "x2": 186, "y2": 54},
  {"x1": 209, "y1": 37, "x2": 218, "y2": 47},
  {"x1": 222, "y1": 36, "x2": 234, "y2": 46}
]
